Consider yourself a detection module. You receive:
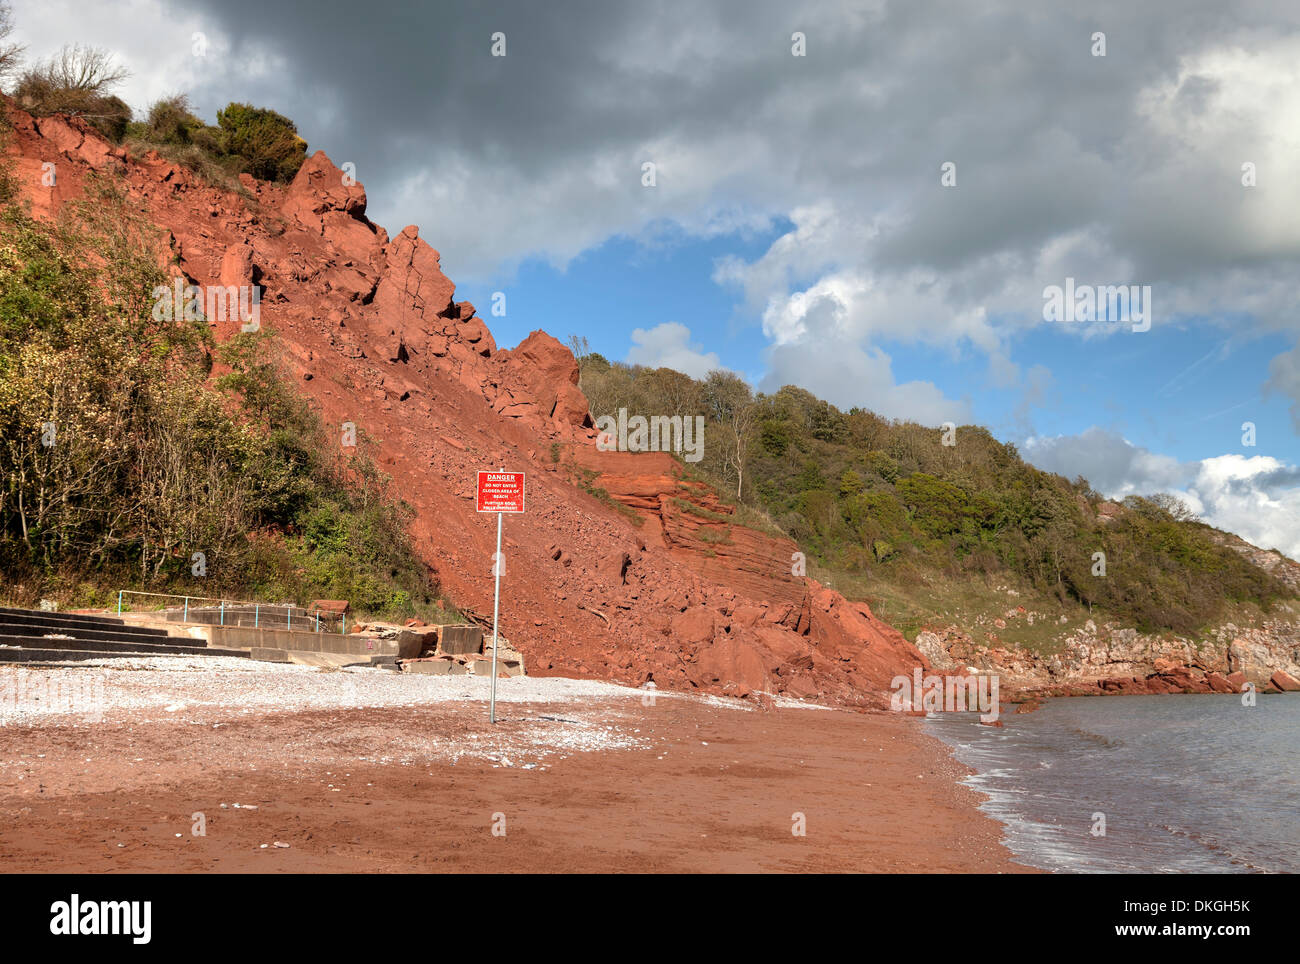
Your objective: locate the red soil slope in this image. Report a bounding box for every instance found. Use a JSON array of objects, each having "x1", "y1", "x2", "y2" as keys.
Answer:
[{"x1": 4, "y1": 105, "x2": 927, "y2": 708}]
